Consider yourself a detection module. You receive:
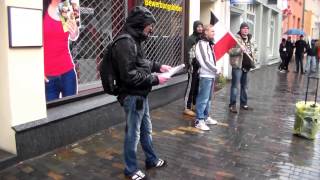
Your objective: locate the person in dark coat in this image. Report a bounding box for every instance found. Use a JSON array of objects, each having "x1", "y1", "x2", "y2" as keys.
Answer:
[
  {"x1": 183, "y1": 21, "x2": 203, "y2": 116},
  {"x1": 294, "y1": 35, "x2": 308, "y2": 73},
  {"x1": 286, "y1": 36, "x2": 294, "y2": 64},
  {"x1": 279, "y1": 38, "x2": 289, "y2": 72},
  {"x1": 113, "y1": 6, "x2": 171, "y2": 180}
]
